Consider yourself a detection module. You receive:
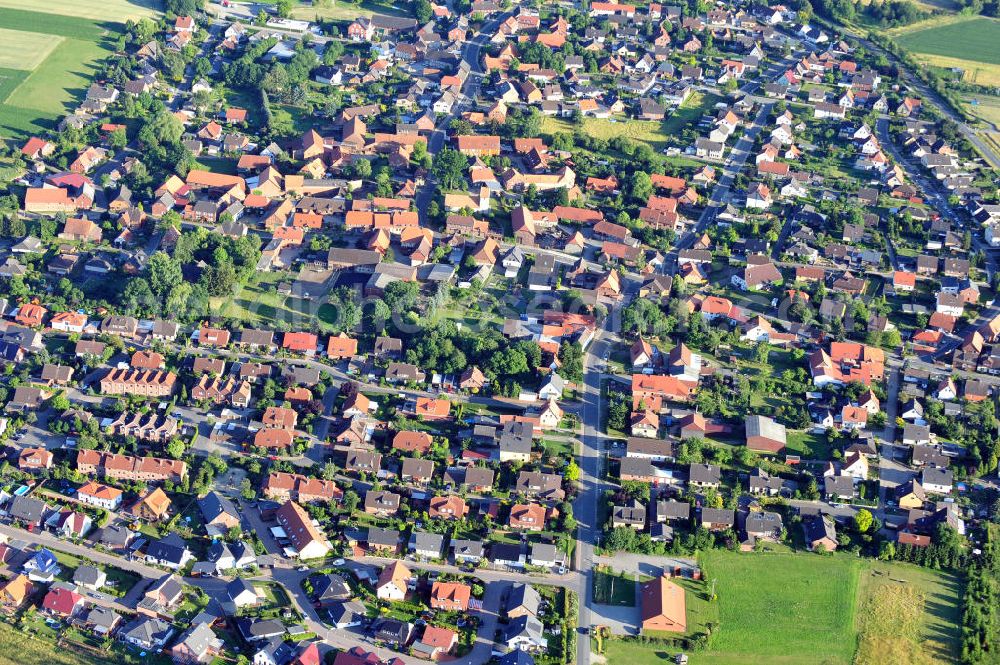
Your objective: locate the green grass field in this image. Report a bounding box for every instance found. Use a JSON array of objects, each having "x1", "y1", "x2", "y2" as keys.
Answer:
[
  {"x1": 540, "y1": 115, "x2": 673, "y2": 149},
  {"x1": 692, "y1": 551, "x2": 860, "y2": 665},
  {"x1": 539, "y1": 92, "x2": 722, "y2": 150},
  {"x1": 603, "y1": 553, "x2": 964, "y2": 665},
  {"x1": 258, "y1": 0, "x2": 406, "y2": 19},
  {"x1": 0, "y1": 6, "x2": 155, "y2": 138},
  {"x1": 963, "y1": 93, "x2": 1000, "y2": 129},
  {"x1": 662, "y1": 91, "x2": 724, "y2": 135}
]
